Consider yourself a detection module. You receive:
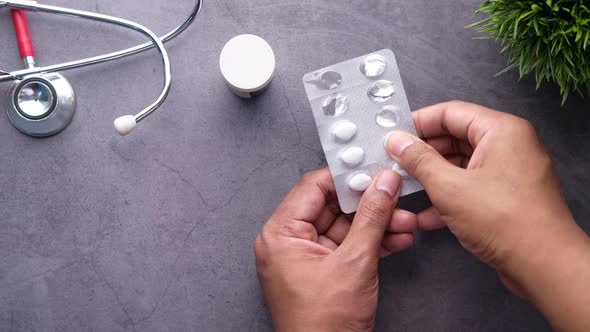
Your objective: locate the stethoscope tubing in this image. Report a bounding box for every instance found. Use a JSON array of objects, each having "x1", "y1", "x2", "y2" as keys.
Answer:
[
  {"x1": 0, "y1": 0, "x2": 203, "y2": 125},
  {"x1": 10, "y1": 9, "x2": 34, "y2": 60},
  {"x1": 0, "y1": 0, "x2": 202, "y2": 83}
]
